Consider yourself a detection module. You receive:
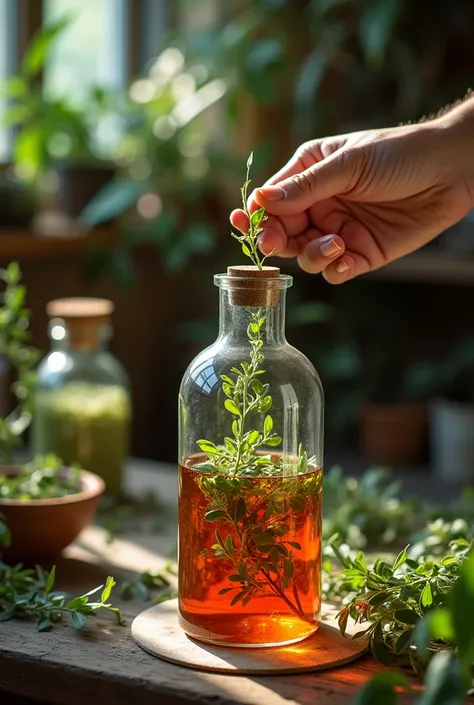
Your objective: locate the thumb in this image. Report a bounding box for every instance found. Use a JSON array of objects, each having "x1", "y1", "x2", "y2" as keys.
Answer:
[{"x1": 255, "y1": 149, "x2": 359, "y2": 215}]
